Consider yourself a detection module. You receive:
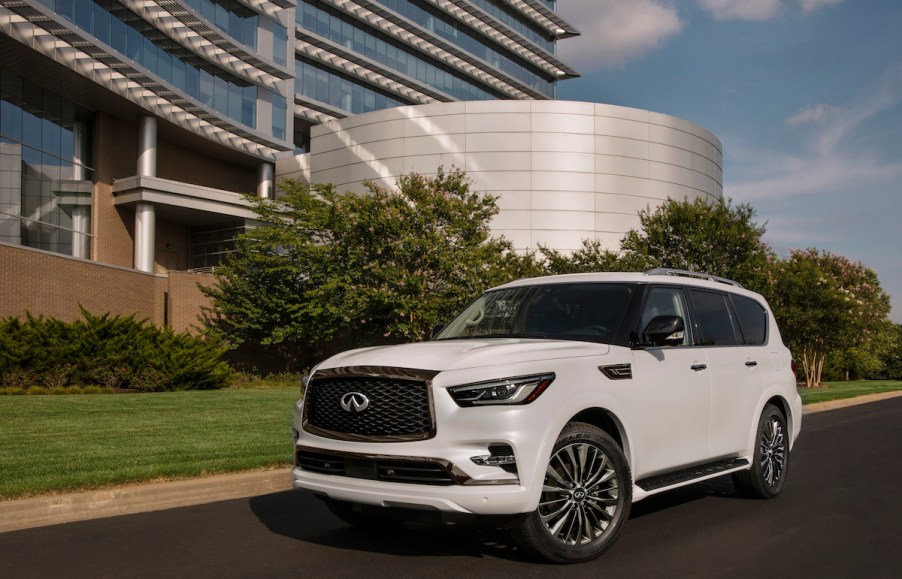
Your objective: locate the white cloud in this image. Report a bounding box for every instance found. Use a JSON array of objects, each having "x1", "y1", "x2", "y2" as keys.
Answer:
[
  {"x1": 696, "y1": 0, "x2": 842, "y2": 21},
  {"x1": 785, "y1": 103, "x2": 841, "y2": 126},
  {"x1": 697, "y1": 0, "x2": 783, "y2": 21},
  {"x1": 799, "y1": 0, "x2": 843, "y2": 14},
  {"x1": 556, "y1": 0, "x2": 682, "y2": 72},
  {"x1": 725, "y1": 67, "x2": 902, "y2": 200}
]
